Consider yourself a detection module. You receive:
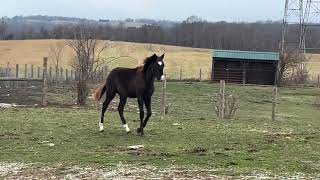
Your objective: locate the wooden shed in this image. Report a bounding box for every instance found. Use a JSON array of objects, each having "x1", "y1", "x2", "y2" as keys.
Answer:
[{"x1": 211, "y1": 50, "x2": 279, "y2": 85}]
